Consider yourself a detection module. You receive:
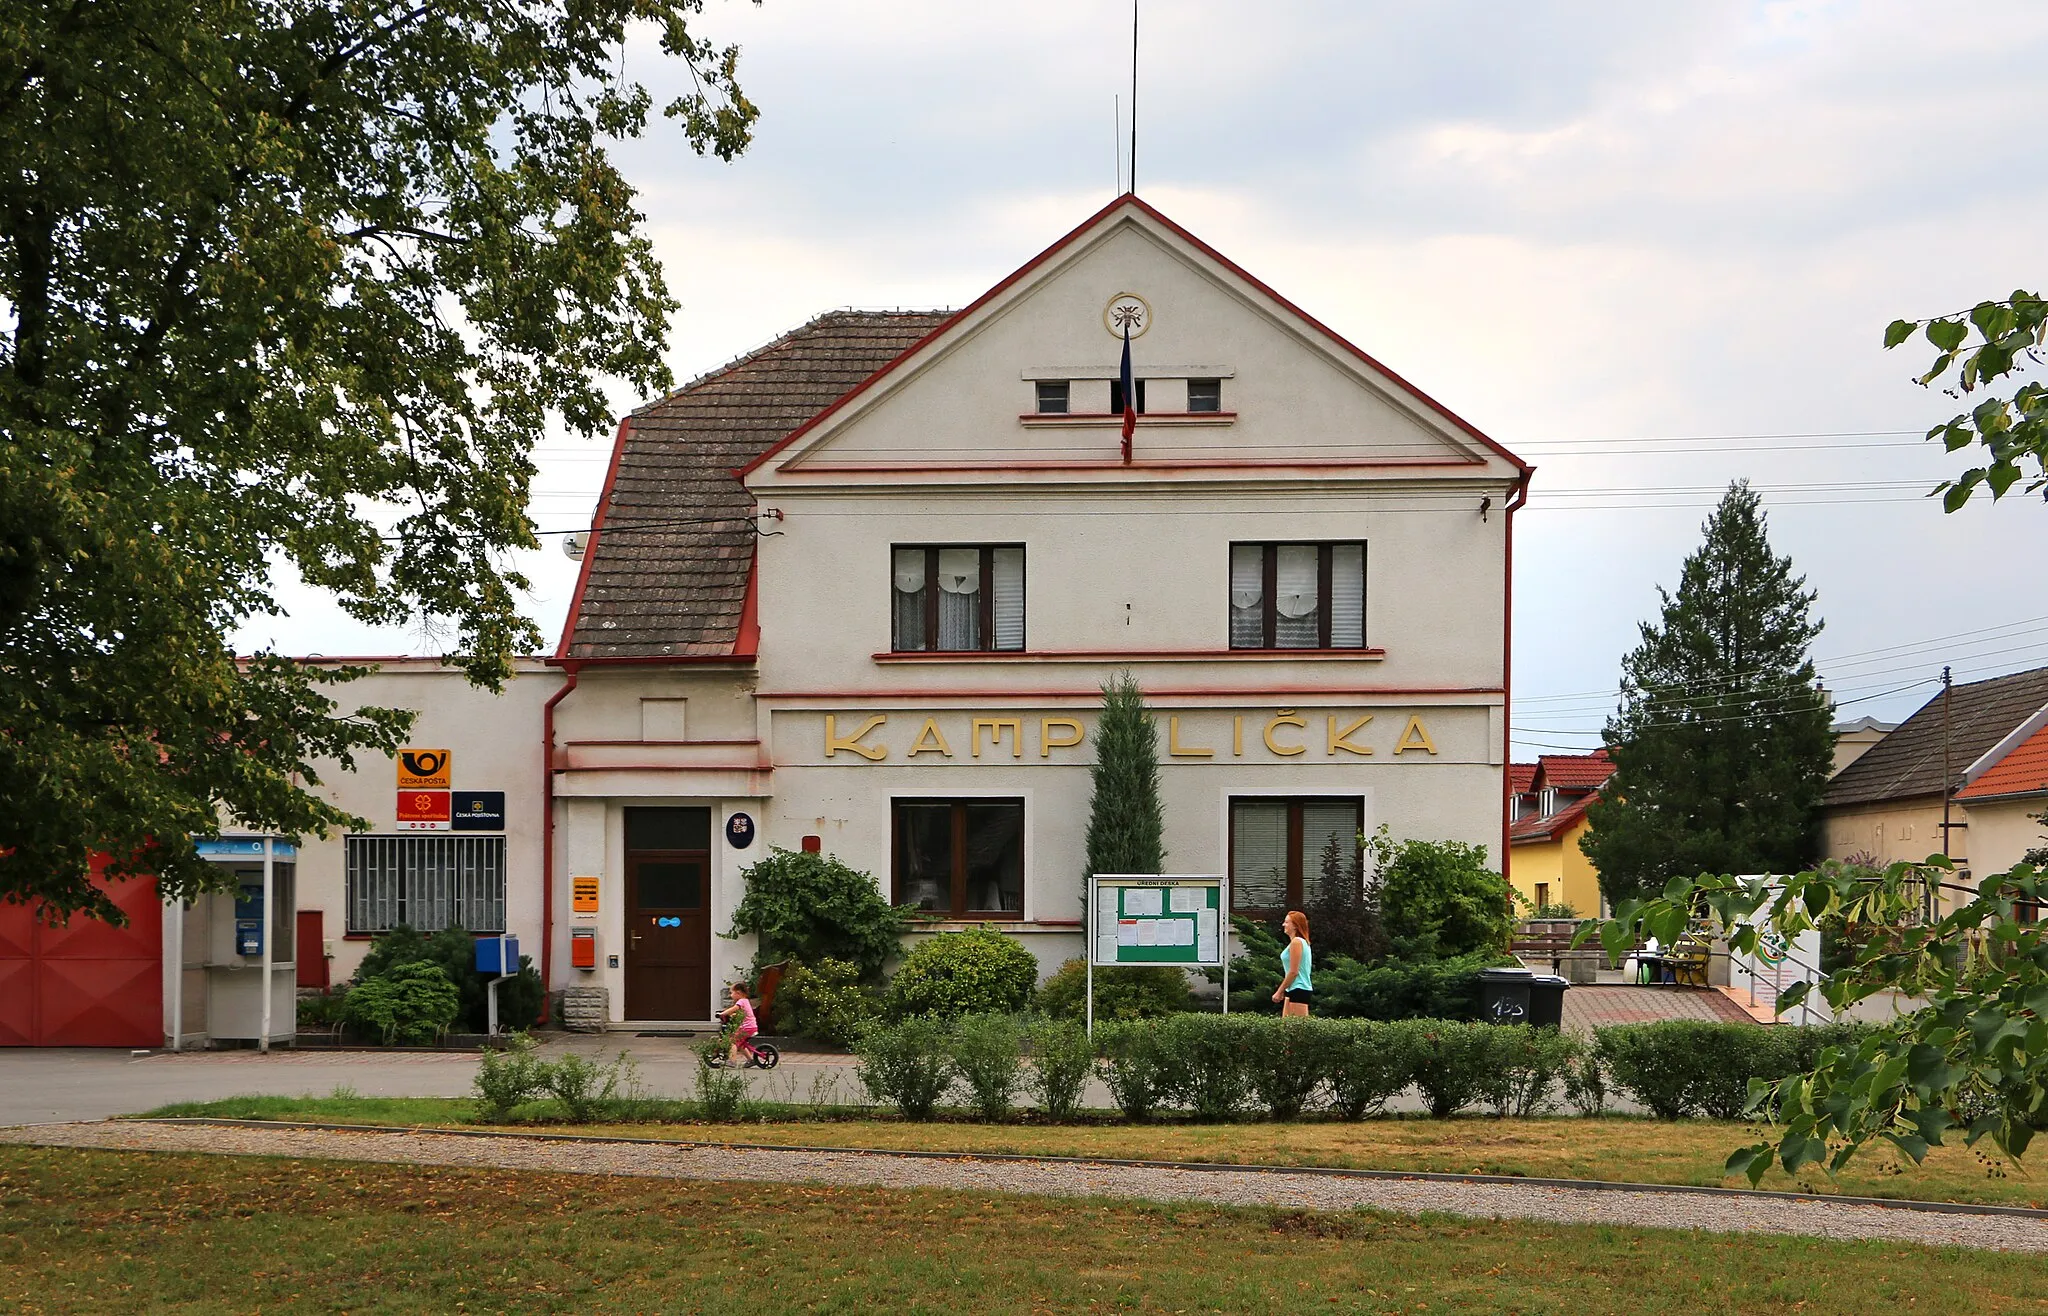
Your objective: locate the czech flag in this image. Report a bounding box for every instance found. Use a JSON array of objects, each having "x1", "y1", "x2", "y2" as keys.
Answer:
[{"x1": 1119, "y1": 324, "x2": 1136, "y2": 462}]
